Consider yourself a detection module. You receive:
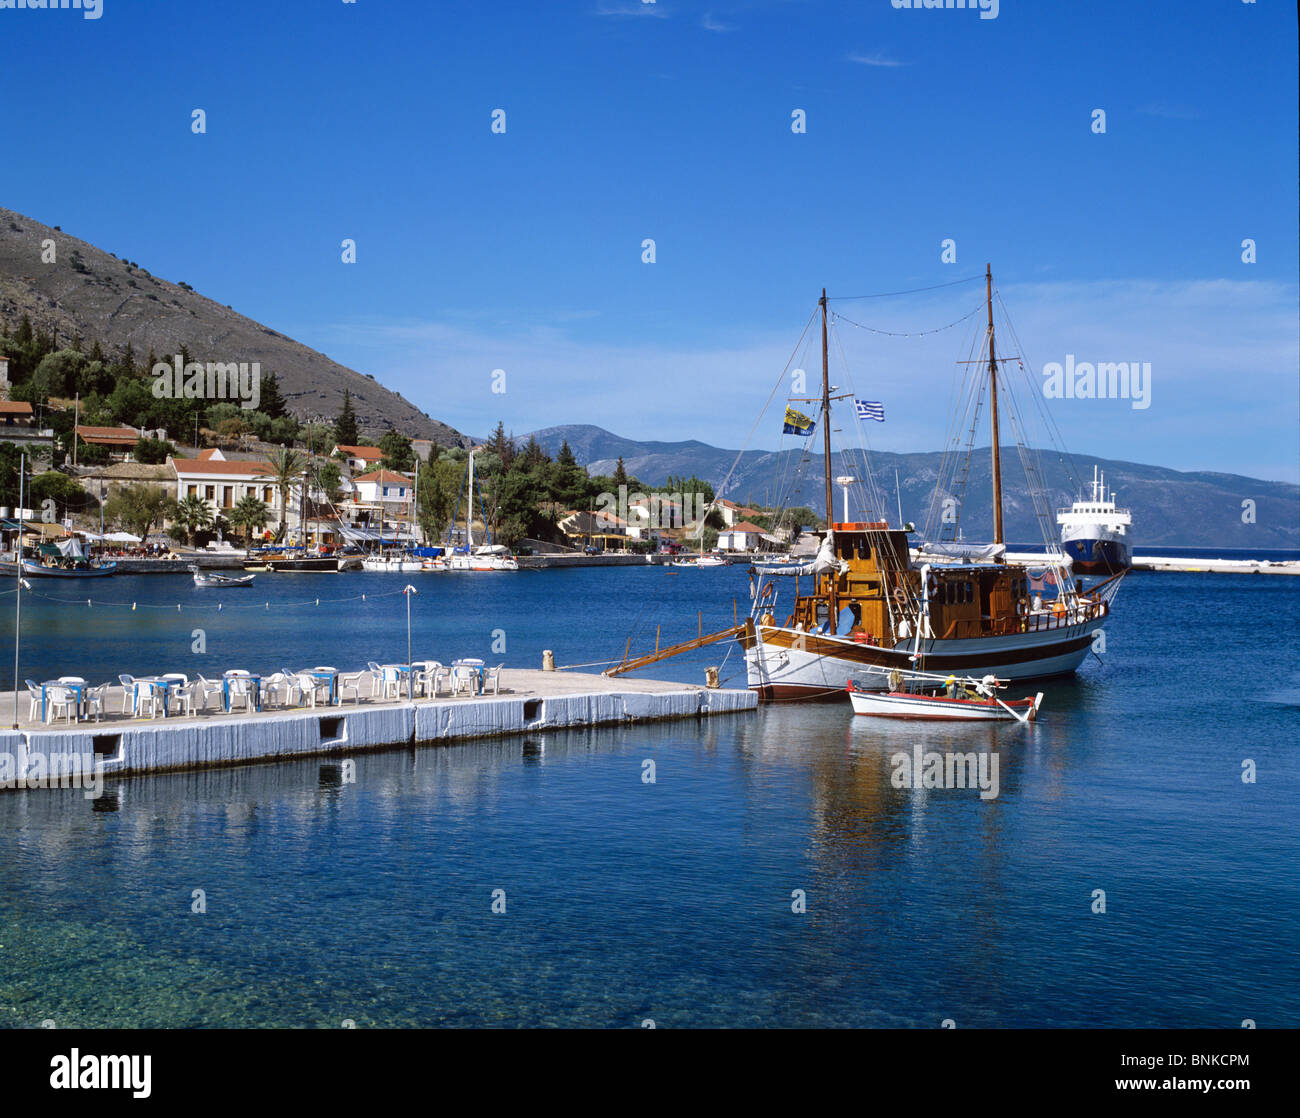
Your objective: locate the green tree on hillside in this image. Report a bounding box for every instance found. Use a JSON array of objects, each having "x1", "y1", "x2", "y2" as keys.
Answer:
[
  {"x1": 334, "y1": 389, "x2": 359, "y2": 446},
  {"x1": 258, "y1": 371, "x2": 289, "y2": 420},
  {"x1": 378, "y1": 431, "x2": 415, "y2": 473}
]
